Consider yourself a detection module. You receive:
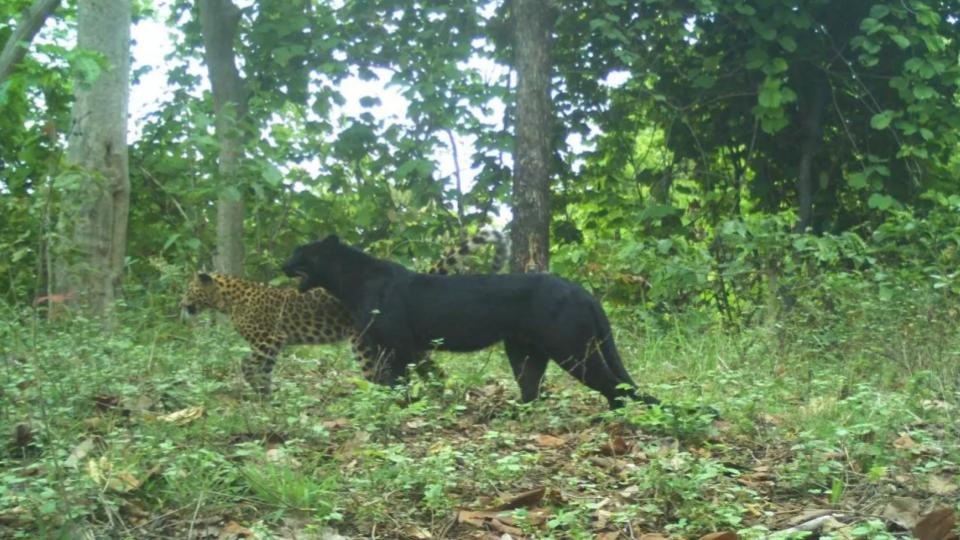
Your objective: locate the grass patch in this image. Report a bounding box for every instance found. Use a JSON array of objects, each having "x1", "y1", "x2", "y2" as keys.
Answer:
[{"x1": 1, "y1": 304, "x2": 959, "y2": 538}]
